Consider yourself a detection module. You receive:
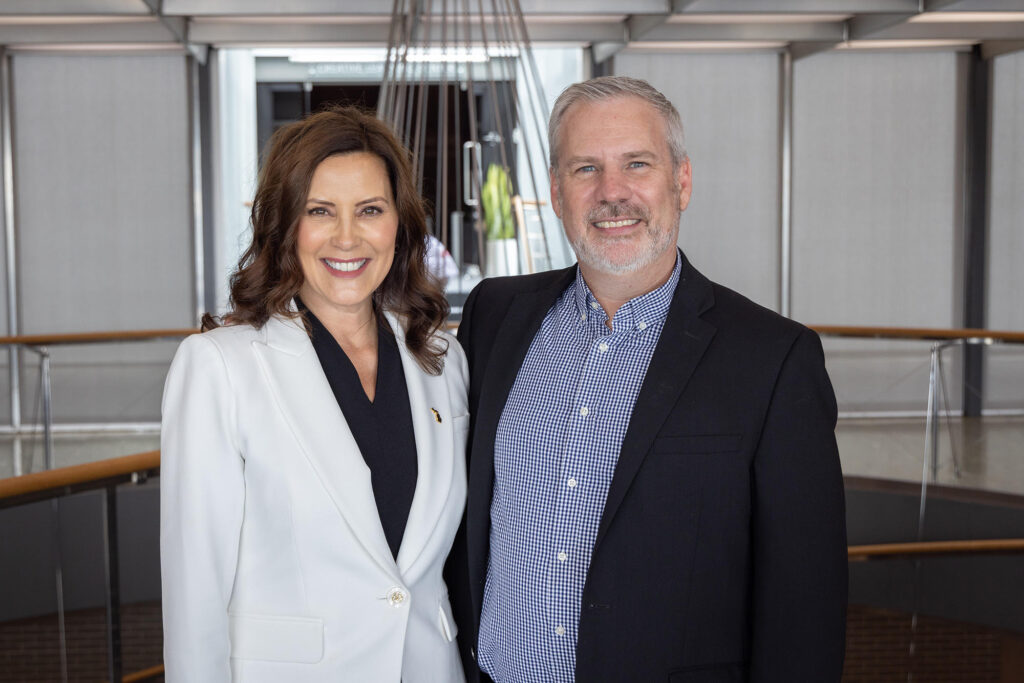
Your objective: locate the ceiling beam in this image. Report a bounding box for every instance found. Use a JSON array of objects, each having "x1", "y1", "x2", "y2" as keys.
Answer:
[
  {"x1": 0, "y1": 19, "x2": 183, "y2": 45},
  {"x1": 674, "y1": 0, "x2": 917, "y2": 12},
  {"x1": 641, "y1": 21, "x2": 845, "y2": 43},
  {"x1": 846, "y1": 12, "x2": 917, "y2": 40},
  {"x1": 981, "y1": 40, "x2": 1024, "y2": 58},
  {"x1": 628, "y1": 14, "x2": 671, "y2": 41},
  {"x1": 144, "y1": 0, "x2": 207, "y2": 65},
  {"x1": 0, "y1": 0, "x2": 152, "y2": 14},
  {"x1": 589, "y1": 13, "x2": 669, "y2": 65}
]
